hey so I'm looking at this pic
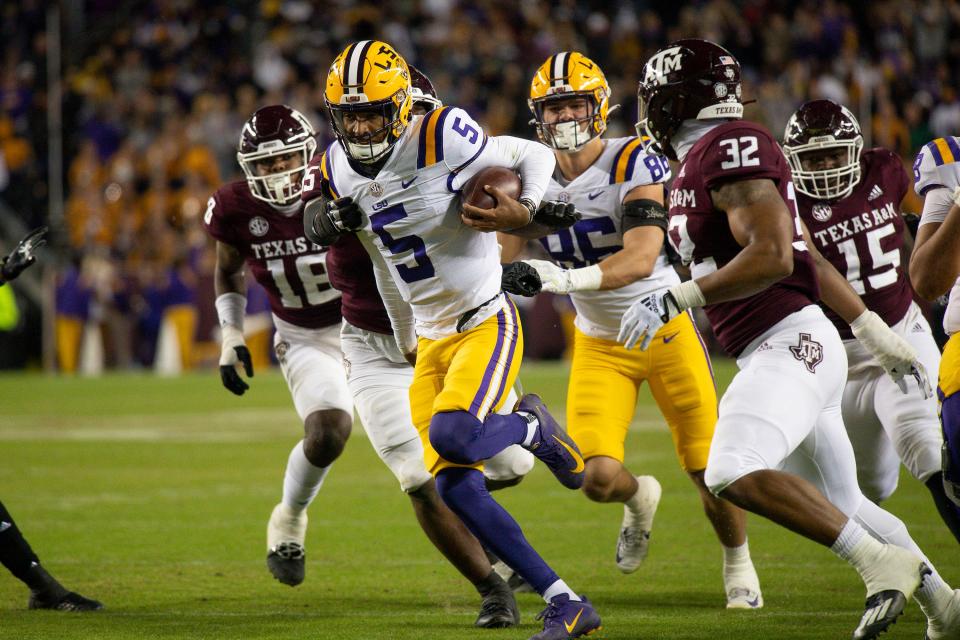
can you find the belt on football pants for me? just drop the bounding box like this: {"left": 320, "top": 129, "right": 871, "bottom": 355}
{"left": 456, "top": 293, "right": 503, "bottom": 333}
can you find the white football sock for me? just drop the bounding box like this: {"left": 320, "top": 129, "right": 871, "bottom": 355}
{"left": 723, "top": 539, "right": 753, "bottom": 571}
{"left": 281, "top": 440, "right": 331, "bottom": 513}
{"left": 542, "top": 579, "right": 581, "bottom": 603}
{"left": 623, "top": 476, "right": 660, "bottom": 528}
{"left": 517, "top": 412, "right": 539, "bottom": 447}
{"left": 830, "top": 518, "right": 870, "bottom": 562}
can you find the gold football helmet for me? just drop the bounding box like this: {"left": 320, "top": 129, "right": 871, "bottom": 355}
{"left": 528, "top": 51, "right": 612, "bottom": 151}
{"left": 325, "top": 40, "right": 412, "bottom": 162}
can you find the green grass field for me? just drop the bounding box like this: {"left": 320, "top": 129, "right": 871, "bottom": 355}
{"left": 0, "top": 360, "right": 955, "bottom": 639}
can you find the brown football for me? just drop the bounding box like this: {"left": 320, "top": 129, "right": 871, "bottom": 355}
{"left": 461, "top": 167, "right": 522, "bottom": 209}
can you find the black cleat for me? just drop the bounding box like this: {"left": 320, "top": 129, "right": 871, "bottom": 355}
{"left": 475, "top": 584, "right": 520, "bottom": 628}
{"left": 29, "top": 590, "right": 103, "bottom": 612}
{"left": 852, "top": 590, "right": 906, "bottom": 640}
{"left": 267, "top": 541, "right": 305, "bottom": 586}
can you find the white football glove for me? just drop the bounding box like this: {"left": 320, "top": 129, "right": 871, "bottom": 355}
{"left": 219, "top": 325, "right": 253, "bottom": 395}
{"left": 850, "top": 310, "right": 933, "bottom": 398}
{"left": 618, "top": 290, "right": 683, "bottom": 350}
{"left": 521, "top": 259, "right": 602, "bottom": 294}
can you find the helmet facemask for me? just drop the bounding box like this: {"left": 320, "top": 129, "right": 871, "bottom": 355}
{"left": 237, "top": 137, "right": 318, "bottom": 206}
{"left": 532, "top": 93, "right": 605, "bottom": 152}
{"left": 329, "top": 97, "right": 406, "bottom": 163}
{"left": 785, "top": 136, "right": 863, "bottom": 200}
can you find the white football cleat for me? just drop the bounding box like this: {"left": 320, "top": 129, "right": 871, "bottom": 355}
{"left": 266, "top": 502, "right": 307, "bottom": 586}
{"left": 724, "top": 562, "right": 763, "bottom": 609}
{"left": 852, "top": 543, "right": 929, "bottom": 640}
{"left": 616, "top": 475, "right": 661, "bottom": 573}
{"left": 925, "top": 589, "right": 960, "bottom": 640}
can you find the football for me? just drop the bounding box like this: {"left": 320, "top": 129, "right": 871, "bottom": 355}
{"left": 461, "top": 167, "right": 522, "bottom": 209}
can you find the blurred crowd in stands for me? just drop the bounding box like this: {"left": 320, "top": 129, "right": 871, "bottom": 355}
{"left": 1, "top": 0, "right": 957, "bottom": 370}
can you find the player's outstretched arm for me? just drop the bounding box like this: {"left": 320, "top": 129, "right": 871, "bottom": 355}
{"left": 357, "top": 233, "right": 418, "bottom": 363}
{"left": 0, "top": 226, "right": 47, "bottom": 286}
{"left": 214, "top": 241, "right": 253, "bottom": 395}
{"left": 910, "top": 187, "right": 960, "bottom": 300}
{"left": 799, "top": 219, "right": 866, "bottom": 323}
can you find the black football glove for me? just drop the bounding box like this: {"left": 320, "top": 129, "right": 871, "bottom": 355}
{"left": 303, "top": 189, "right": 363, "bottom": 246}
{"left": 1, "top": 226, "right": 47, "bottom": 284}
{"left": 501, "top": 261, "right": 543, "bottom": 297}
{"left": 219, "top": 325, "right": 253, "bottom": 396}
{"left": 535, "top": 201, "right": 580, "bottom": 230}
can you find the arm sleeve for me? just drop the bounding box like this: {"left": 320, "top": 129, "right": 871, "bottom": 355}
{"left": 913, "top": 141, "right": 955, "bottom": 196}
{"left": 438, "top": 107, "right": 555, "bottom": 205}
{"left": 450, "top": 135, "right": 555, "bottom": 206}
{"left": 615, "top": 138, "right": 671, "bottom": 203}
{"left": 919, "top": 187, "right": 954, "bottom": 227}
{"left": 356, "top": 234, "right": 417, "bottom": 355}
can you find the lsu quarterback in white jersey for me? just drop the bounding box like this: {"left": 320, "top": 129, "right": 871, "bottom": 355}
{"left": 500, "top": 51, "right": 762, "bottom": 610}
{"left": 304, "top": 40, "right": 603, "bottom": 640}
{"left": 911, "top": 137, "right": 960, "bottom": 522}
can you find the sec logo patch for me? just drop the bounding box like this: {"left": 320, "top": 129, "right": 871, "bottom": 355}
{"left": 249, "top": 216, "right": 270, "bottom": 237}
{"left": 811, "top": 203, "right": 832, "bottom": 222}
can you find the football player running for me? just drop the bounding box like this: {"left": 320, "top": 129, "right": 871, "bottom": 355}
{"left": 204, "top": 105, "right": 351, "bottom": 588}
{"left": 911, "top": 137, "right": 960, "bottom": 518}
{"left": 305, "top": 40, "right": 601, "bottom": 639}
{"left": 619, "top": 39, "right": 959, "bottom": 639}
{"left": 503, "top": 51, "right": 761, "bottom": 609}
{"left": 783, "top": 100, "right": 960, "bottom": 543}
{"left": 304, "top": 67, "right": 534, "bottom": 628}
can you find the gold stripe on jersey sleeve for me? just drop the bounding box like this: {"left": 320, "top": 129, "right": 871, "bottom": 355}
{"left": 320, "top": 152, "right": 339, "bottom": 199}
{"left": 614, "top": 138, "right": 643, "bottom": 184}
{"left": 935, "top": 138, "right": 956, "bottom": 165}
{"left": 422, "top": 107, "right": 446, "bottom": 167}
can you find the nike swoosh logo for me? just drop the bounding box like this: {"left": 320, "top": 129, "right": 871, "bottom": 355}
{"left": 552, "top": 435, "right": 585, "bottom": 473}
{"left": 587, "top": 191, "right": 603, "bottom": 200}
{"left": 564, "top": 608, "right": 584, "bottom": 634}
{"left": 662, "top": 332, "right": 680, "bottom": 343}
{"left": 401, "top": 176, "right": 417, "bottom": 188}
{"left": 747, "top": 596, "right": 760, "bottom": 608}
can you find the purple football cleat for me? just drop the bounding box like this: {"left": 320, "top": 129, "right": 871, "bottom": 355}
{"left": 515, "top": 394, "right": 585, "bottom": 490}
{"left": 529, "top": 594, "right": 601, "bottom": 640}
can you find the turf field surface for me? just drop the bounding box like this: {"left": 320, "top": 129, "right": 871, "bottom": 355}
{"left": 0, "top": 360, "right": 955, "bottom": 639}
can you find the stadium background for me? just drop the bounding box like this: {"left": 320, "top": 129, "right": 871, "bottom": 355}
{"left": 0, "top": 0, "right": 956, "bottom": 371}
{"left": 2, "top": 3, "right": 958, "bottom": 638}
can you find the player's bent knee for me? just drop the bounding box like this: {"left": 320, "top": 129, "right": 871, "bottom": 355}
{"left": 303, "top": 409, "right": 353, "bottom": 466}
{"left": 428, "top": 411, "right": 483, "bottom": 465}
{"left": 484, "top": 445, "right": 534, "bottom": 482}
{"left": 398, "top": 457, "right": 433, "bottom": 493}
{"left": 859, "top": 474, "right": 898, "bottom": 505}
{"left": 704, "top": 451, "right": 764, "bottom": 499}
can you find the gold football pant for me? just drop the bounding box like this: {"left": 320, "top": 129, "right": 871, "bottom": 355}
{"left": 567, "top": 311, "right": 717, "bottom": 471}
{"left": 409, "top": 297, "right": 523, "bottom": 475}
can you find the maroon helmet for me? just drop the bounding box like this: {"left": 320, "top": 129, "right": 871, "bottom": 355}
{"left": 782, "top": 99, "right": 864, "bottom": 200}
{"left": 636, "top": 39, "right": 743, "bottom": 160}
{"left": 409, "top": 65, "right": 442, "bottom": 114}
{"left": 237, "top": 105, "right": 318, "bottom": 206}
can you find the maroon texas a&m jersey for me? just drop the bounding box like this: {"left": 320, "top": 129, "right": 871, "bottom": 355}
{"left": 301, "top": 151, "right": 393, "bottom": 336}
{"left": 667, "top": 121, "right": 819, "bottom": 356}
{"left": 204, "top": 180, "right": 341, "bottom": 328}
{"left": 798, "top": 148, "right": 912, "bottom": 339}
{"left": 326, "top": 233, "right": 393, "bottom": 335}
